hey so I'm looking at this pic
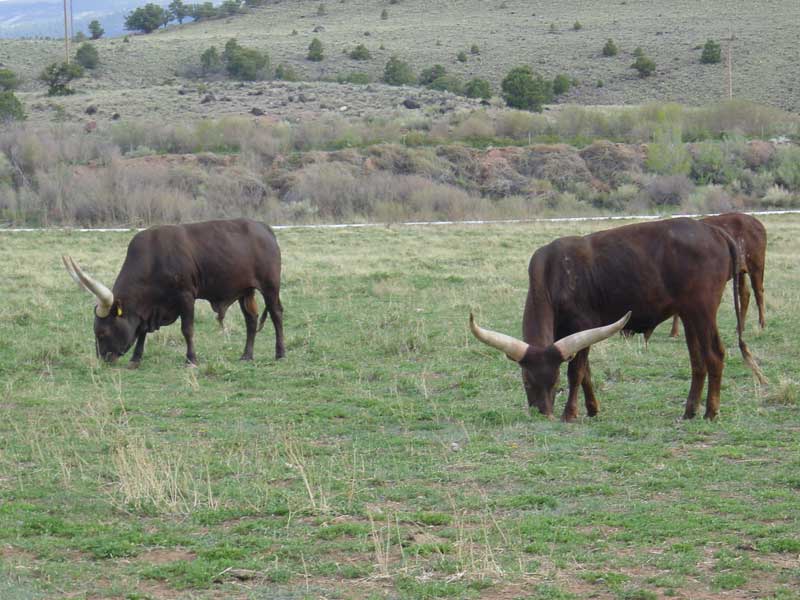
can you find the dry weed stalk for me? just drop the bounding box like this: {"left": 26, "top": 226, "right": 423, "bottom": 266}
{"left": 282, "top": 432, "right": 329, "bottom": 513}
{"left": 111, "top": 436, "right": 215, "bottom": 513}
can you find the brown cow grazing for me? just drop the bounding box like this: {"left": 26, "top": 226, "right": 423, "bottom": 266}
{"left": 63, "top": 218, "right": 285, "bottom": 366}
{"left": 470, "top": 218, "right": 766, "bottom": 422}
{"left": 666, "top": 212, "right": 767, "bottom": 338}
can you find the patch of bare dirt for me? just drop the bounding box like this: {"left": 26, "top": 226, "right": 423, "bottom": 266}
{"left": 134, "top": 548, "right": 197, "bottom": 564}
{"left": 0, "top": 544, "right": 36, "bottom": 563}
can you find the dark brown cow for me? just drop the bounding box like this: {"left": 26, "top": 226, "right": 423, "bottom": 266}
{"left": 470, "top": 218, "right": 766, "bottom": 421}
{"left": 63, "top": 218, "right": 284, "bottom": 366}
{"left": 666, "top": 213, "right": 767, "bottom": 337}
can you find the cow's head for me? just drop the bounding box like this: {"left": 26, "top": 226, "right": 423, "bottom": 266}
{"left": 469, "top": 311, "right": 631, "bottom": 416}
{"left": 63, "top": 255, "right": 139, "bottom": 363}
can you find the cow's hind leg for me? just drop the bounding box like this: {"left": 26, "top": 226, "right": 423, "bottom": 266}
{"left": 681, "top": 319, "right": 707, "bottom": 419}
{"left": 750, "top": 264, "right": 766, "bottom": 329}
{"left": 738, "top": 271, "right": 751, "bottom": 331}
{"left": 670, "top": 315, "right": 680, "bottom": 338}
{"left": 239, "top": 290, "right": 259, "bottom": 361}
{"left": 262, "top": 285, "right": 285, "bottom": 359}
{"left": 563, "top": 349, "right": 592, "bottom": 422}
{"left": 701, "top": 324, "right": 725, "bottom": 420}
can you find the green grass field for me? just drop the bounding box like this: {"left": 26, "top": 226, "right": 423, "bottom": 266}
{"left": 1, "top": 216, "right": 799, "bottom": 599}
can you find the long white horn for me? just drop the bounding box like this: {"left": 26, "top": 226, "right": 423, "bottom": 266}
{"left": 63, "top": 255, "right": 114, "bottom": 318}
{"left": 469, "top": 313, "right": 530, "bottom": 362}
{"left": 62, "top": 254, "right": 85, "bottom": 290}
{"left": 553, "top": 311, "right": 632, "bottom": 361}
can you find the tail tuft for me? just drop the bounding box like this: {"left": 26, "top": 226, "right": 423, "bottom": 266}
{"left": 739, "top": 340, "right": 768, "bottom": 385}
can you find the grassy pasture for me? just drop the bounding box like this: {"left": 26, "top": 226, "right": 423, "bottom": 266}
{"left": 1, "top": 216, "right": 799, "bottom": 599}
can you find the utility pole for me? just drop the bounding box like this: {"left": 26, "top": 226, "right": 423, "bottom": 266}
{"left": 63, "top": 0, "right": 70, "bottom": 64}
{"left": 727, "top": 27, "right": 734, "bottom": 100}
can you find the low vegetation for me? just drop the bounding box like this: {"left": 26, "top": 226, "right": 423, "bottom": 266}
{"left": 38, "top": 61, "right": 84, "bottom": 96}
{"left": 701, "top": 39, "right": 723, "bottom": 64}
{"left": 0, "top": 101, "right": 797, "bottom": 227}
{"left": 75, "top": 43, "right": 100, "bottom": 70}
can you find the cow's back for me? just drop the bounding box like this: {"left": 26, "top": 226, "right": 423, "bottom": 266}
{"left": 116, "top": 219, "right": 280, "bottom": 303}
{"left": 701, "top": 213, "right": 766, "bottom": 272}
{"left": 530, "top": 218, "right": 733, "bottom": 337}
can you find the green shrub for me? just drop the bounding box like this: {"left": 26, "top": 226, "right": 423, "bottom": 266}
{"left": 631, "top": 54, "right": 655, "bottom": 77}
{"left": 88, "top": 20, "right": 104, "bottom": 39}
{"left": 349, "top": 44, "right": 371, "bottom": 60}
{"left": 552, "top": 73, "right": 571, "bottom": 96}
{"left": 463, "top": 78, "right": 491, "bottom": 100}
{"left": 0, "top": 68, "right": 19, "bottom": 91}
{"left": 0, "top": 91, "right": 24, "bottom": 121}
{"left": 775, "top": 146, "right": 800, "bottom": 191}
{"left": 429, "top": 75, "right": 463, "bottom": 95}
{"left": 75, "top": 43, "right": 99, "bottom": 70}
{"left": 168, "top": 0, "right": 190, "bottom": 24}
{"left": 307, "top": 37, "right": 324, "bottom": 61}
{"left": 275, "top": 63, "right": 298, "bottom": 81}
{"left": 456, "top": 50, "right": 467, "bottom": 63}
{"left": 383, "top": 56, "right": 415, "bottom": 85}
{"left": 646, "top": 125, "right": 691, "bottom": 175}
{"left": 548, "top": 22, "right": 557, "bottom": 33}
{"left": 381, "top": 8, "right": 388, "bottom": 19}
{"left": 124, "top": 3, "right": 167, "bottom": 34}
{"left": 200, "top": 46, "right": 222, "bottom": 74}
{"left": 701, "top": 39, "right": 722, "bottom": 64}
{"left": 501, "top": 65, "right": 552, "bottom": 112}
{"left": 39, "top": 61, "right": 84, "bottom": 96}
{"left": 337, "top": 71, "right": 370, "bottom": 84}
{"left": 419, "top": 64, "right": 446, "bottom": 86}
{"left": 316, "top": 3, "right": 326, "bottom": 16}
{"left": 632, "top": 46, "right": 644, "bottom": 58}
{"left": 573, "top": 21, "right": 582, "bottom": 31}
{"left": 470, "top": 44, "right": 480, "bottom": 55}
{"left": 690, "top": 141, "right": 743, "bottom": 184}
{"left": 224, "top": 39, "right": 269, "bottom": 80}
{"left": 219, "top": 0, "right": 244, "bottom": 15}
{"left": 602, "top": 38, "right": 618, "bottom": 56}
{"left": 190, "top": 2, "right": 218, "bottom": 20}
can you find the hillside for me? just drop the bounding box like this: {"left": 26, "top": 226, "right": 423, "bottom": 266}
{"left": 1, "top": 0, "right": 799, "bottom": 126}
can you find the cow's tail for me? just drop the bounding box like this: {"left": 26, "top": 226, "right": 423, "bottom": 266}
{"left": 717, "top": 226, "right": 768, "bottom": 385}
{"left": 257, "top": 305, "right": 269, "bottom": 332}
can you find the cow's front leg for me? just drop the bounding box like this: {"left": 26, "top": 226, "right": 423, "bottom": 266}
{"left": 563, "top": 349, "right": 590, "bottom": 422}
{"left": 128, "top": 333, "right": 147, "bottom": 369}
{"left": 179, "top": 297, "right": 197, "bottom": 365}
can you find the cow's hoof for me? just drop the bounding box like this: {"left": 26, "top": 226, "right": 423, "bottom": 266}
{"left": 682, "top": 412, "right": 696, "bottom": 420}
{"left": 128, "top": 361, "right": 141, "bottom": 370}
{"left": 561, "top": 414, "right": 578, "bottom": 423}
{"left": 185, "top": 359, "right": 198, "bottom": 368}
{"left": 240, "top": 355, "right": 253, "bottom": 362}
{"left": 703, "top": 412, "right": 718, "bottom": 421}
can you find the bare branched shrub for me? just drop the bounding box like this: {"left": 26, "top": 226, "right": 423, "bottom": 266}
{"left": 643, "top": 174, "right": 693, "bottom": 206}
{"left": 453, "top": 112, "right": 495, "bottom": 140}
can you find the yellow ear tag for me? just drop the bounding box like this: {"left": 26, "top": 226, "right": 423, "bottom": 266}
{"left": 117, "top": 307, "right": 123, "bottom": 317}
